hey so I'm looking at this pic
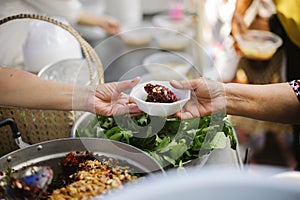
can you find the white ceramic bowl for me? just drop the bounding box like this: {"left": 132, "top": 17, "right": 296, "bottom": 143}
{"left": 236, "top": 30, "right": 283, "bottom": 60}
{"left": 143, "top": 52, "right": 193, "bottom": 80}
{"left": 120, "top": 26, "right": 153, "bottom": 46}
{"left": 154, "top": 29, "right": 193, "bottom": 51}
{"left": 130, "top": 81, "right": 190, "bottom": 116}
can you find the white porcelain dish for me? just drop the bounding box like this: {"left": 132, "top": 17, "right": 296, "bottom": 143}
{"left": 120, "top": 24, "right": 153, "bottom": 46}
{"left": 143, "top": 52, "right": 193, "bottom": 80}
{"left": 154, "top": 29, "right": 194, "bottom": 51}
{"left": 130, "top": 81, "right": 190, "bottom": 117}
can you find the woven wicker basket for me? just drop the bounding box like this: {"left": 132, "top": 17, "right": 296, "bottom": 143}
{"left": 0, "top": 14, "right": 104, "bottom": 156}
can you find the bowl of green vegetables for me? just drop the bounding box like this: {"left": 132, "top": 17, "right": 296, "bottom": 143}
{"left": 71, "top": 112, "right": 237, "bottom": 170}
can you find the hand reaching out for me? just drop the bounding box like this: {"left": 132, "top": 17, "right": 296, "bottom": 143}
{"left": 170, "top": 78, "right": 226, "bottom": 120}
{"left": 89, "top": 77, "right": 141, "bottom": 116}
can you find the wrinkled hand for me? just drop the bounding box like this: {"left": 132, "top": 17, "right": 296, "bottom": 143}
{"left": 170, "top": 78, "right": 226, "bottom": 120}
{"left": 90, "top": 77, "right": 141, "bottom": 116}
{"left": 99, "top": 15, "right": 120, "bottom": 35}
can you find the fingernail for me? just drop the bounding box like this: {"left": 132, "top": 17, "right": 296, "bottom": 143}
{"left": 171, "top": 80, "right": 179, "bottom": 85}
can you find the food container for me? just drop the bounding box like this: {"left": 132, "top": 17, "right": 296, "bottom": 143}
{"left": 38, "top": 58, "right": 99, "bottom": 85}
{"left": 154, "top": 28, "right": 194, "bottom": 51}
{"left": 236, "top": 30, "right": 283, "bottom": 60}
{"left": 23, "top": 17, "right": 83, "bottom": 73}
{"left": 130, "top": 81, "right": 190, "bottom": 117}
{"left": 143, "top": 52, "right": 193, "bottom": 80}
{"left": 0, "top": 118, "right": 163, "bottom": 199}
{"left": 154, "top": 29, "right": 193, "bottom": 51}
{"left": 71, "top": 112, "right": 215, "bottom": 170}
{"left": 120, "top": 25, "right": 153, "bottom": 46}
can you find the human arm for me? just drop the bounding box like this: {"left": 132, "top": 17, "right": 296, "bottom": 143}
{"left": 224, "top": 81, "right": 299, "bottom": 124}
{"left": 24, "top": 0, "right": 120, "bottom": 35}
{"left": 231, "top": 0, "right": 253, "bottom": 36}
{"left": 0, "top": 67, "right": 140, "bottom": 116}
{"left": 231, "top": 0, "right": 253, "bottom": 55}
{"left": 170, "top": 78, "right": 300, "bottom": 124}
{"left": 77, "top": 10, "right": 120, "bottom": 35}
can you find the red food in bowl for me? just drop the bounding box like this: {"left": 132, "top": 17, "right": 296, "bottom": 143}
{"left": 144, "top": 83, "right": 178, "bottom": 103}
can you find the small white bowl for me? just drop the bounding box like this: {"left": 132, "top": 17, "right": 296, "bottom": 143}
{"left": 236, "top": 30, "right": 283, "bottom": 60}
{"left": 154, "top": 29, "right": 193, "bottom": 51}
{"left": 130, "top": 81, "right": 190, "bottom": 116}
{"left": 143, "top": 52, "right": 193, "bottom": 80}
{"left": 120, "top": 25, "right": 153, "bottom": 46}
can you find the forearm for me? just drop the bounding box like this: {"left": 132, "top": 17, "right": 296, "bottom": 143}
{"left": 77, "top": 11, "right": 102, "bottom": 27}
{"left": 234, "top": 0, "right": 253, "bottom": 16}
{"left": 224, "top": 82, "right": 300, "bottom": 124}
{"left": 0, "top": 67, "right": 92, "bottom": 111}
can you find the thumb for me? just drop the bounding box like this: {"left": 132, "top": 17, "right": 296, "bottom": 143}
{"left": 116, "top": 77, "right": 140, "bottom": 93}
{"left": 170, "top": 79, "right": 198, "bottom": 90}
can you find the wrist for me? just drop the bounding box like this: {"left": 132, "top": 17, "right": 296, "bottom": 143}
{"left": 72, "top": 85, "right": 96, "bottom": 113}
{"left": 224, "top": 83, "right": 247, "bottom": 116}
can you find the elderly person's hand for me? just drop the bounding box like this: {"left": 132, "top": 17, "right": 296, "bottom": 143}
{"left": 170, "top": 78, "right": 300, "bottom": 124}
{"left": 170, "top": 78, "right": 226, "bottom": 120}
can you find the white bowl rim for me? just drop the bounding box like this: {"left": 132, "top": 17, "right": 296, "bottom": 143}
{"left": 236, "top": 30, "right": 283, "bottom": 48}
{"left": 143, "top": 51, "right": 193, "bottom": 65}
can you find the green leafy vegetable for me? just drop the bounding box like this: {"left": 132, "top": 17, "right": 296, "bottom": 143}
{"left": 76, "top": 114, "right": 237, "bottom": 170}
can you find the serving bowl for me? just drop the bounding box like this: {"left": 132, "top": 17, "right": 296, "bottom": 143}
{"left": 130, "top": 81, "right": 190, "bottom": 116}
{"left": 120, "top": 25, "right": 153, "bottom": 46}
{"left": 143, "top": 52, "right": 193, "bottom": 80}
{"left": 236, "top": 30, "right": 283, "bottom": 60}
{"left": 154, "top": 29, "right": 193, "bottom": 51}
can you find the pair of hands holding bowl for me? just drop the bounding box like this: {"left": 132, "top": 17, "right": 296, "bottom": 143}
{"left": 94, "top": 77, "right": 222, "bottom": 120}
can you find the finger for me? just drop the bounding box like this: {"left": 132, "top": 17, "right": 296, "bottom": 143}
{"left": 116, "top": 77, "right": 140, "bottom": 93}
{"left": 170, "top": 79, "right": 199, "bottom": 90}
{"left": 175, "top": 111, "right": 194, "bottom": 120}
{"left": 128, "top": 104, "right": 142, "bottom": 114}
{"left": 112, "top": 104, "right": 142, "bottom": 116}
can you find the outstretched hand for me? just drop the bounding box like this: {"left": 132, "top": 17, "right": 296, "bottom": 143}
{"left": 170, "top": 78, "right": 226, "bottom": 120}
{"left": 89, "top": 77, "right": 141, "bottom": 116}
